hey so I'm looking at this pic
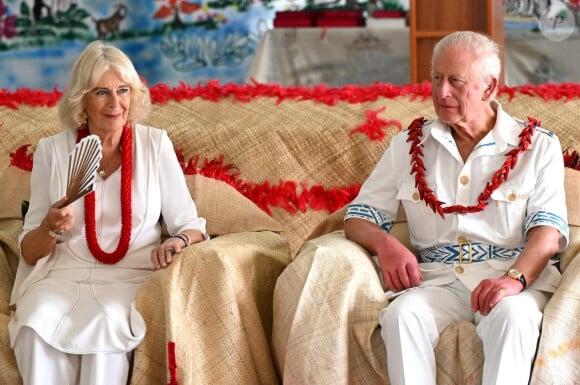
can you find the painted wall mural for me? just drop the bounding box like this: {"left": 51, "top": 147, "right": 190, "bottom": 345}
{"left": 0, "top": 0, "right": 277, "bottom": 91}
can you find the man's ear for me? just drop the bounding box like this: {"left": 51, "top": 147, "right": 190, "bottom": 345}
{"left": 483, "top": 77, "right": 499, "bottom": 101}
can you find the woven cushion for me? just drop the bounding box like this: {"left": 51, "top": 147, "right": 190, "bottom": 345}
{"left": 559, "top": 168, "right": 580, "bottom": 271}
{"left": 565, "top": 168, "right": 579, "bottom": 227}
{"left": 0, "top": 166, "right": 29, "bottom": 220}
{"left": 304, "top": 204, "right": 415, "bottom": 257}
{"left": 184, "top": 174, "right": 282, "bottom": 236}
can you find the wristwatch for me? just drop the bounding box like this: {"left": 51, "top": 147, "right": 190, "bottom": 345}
{"left": 505, "top": 268, "right": 527, "bottom": 290}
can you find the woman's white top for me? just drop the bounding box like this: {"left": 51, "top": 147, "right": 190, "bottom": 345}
{"left": 9, "top": 124, "right": 206, "bottom": 353}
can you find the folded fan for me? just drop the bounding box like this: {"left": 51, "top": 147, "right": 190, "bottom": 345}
{"left": 57, "top": 135, "right": 103, "bottom": 208}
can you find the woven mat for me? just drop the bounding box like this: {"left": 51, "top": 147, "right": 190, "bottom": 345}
{"left": 0, "top": 219, "right": 23, "bottom": 315}
{"left": 531, "top": 250, "right": 580, "bottom": 384}
{"left": 0, "top": 314, "right": 21, "bottom": 385}
{"left": 1, "top": 95, "right": 578, "bottom": 180}
{"left": 132, "top": 231, "right": 290, "bottom": 385}
{"left": 272, "top": 231, "right": 390, "bottom": 385}
{"left": 0, "top": 106, "right": 59, "bottom": 175}
{"left": 0, "top": 219, "right": 24, "bottom": 385}
{"left": 273, "top": 231, "right": 485, "bottom": 385}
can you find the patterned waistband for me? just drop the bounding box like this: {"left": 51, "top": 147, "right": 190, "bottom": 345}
{"left": 420, "top": 242, "right": 523, "bottom": 264}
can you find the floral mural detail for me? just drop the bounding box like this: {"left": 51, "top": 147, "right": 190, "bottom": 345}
{"left": 0, "top": 0, "right": 17, "bottom": 46}
{"left": 153, "top": 0, "right": 203, "bottom": 28}
{"left": 160, "top": 31, "right": 253, "bottom": 71}
{"left": 0, "top": 0, "right": 275, "bottom": 90}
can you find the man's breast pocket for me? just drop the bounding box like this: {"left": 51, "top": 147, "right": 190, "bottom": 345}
{"left": 490, "top": 184, "right": 534, "bottom": 239}
{"left": 397, "top": 182, "right": 438, "bottom": 240}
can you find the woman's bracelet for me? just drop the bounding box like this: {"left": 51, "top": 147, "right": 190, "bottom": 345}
{"left": 171, "top": 232, "right": 190, "bottom": 247}
{"left": 45, "top": 217, "right": 60, "bottom": 239}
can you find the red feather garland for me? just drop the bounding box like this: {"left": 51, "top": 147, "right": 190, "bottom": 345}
{"left": 166, "top": 342, "right": 179, "bottom": 385}
{"left": 349, "top": 107, "right": 403, "bottom": 141}
{"left": 3, "top": 82, "right": 580, "bottom": 109}
{"left": 564, "top": 148, "right": 580, "bottom": 170}
{"left": 5, "top": 82, "right": 580, "bottom": 216}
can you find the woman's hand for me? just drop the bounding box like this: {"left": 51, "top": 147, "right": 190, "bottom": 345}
{"left": 150, "top": 238, "right": 184, "bottom": 270}
{"left": 45, "top": 197, "right": 75, "bottom": 234}
{"left": 150, "top": 230, "right": 204, "bottom": 270}
{"left": 21, "top": 196, "right": 75, "bottom": 265}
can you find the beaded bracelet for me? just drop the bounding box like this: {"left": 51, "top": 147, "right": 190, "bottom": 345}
{"left": 179, "top": 232, "right": 192, "bottom": 246}
{"left": 171, "top": 233, "right": 190, "bottom": 247}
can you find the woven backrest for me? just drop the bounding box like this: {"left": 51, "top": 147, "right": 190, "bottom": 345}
{"left": 1, "top": 85, "right": 579, "bottom": 255}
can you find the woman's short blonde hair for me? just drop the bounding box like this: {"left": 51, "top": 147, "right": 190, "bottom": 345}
{"left": 57, "top": 40, "right": 151, "bottom": 130}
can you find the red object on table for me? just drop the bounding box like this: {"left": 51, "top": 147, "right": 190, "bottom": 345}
{"left": 273, "top": 9, "right": 366, "bottom": 28}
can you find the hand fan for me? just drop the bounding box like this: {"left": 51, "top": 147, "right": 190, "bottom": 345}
{"left": 57, "top": 135, "right": 103, "bottom": 208}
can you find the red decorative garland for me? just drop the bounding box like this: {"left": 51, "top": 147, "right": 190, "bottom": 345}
{"left": 77, "top": 124, "right": 133, "bottom": 264}
{"left": 9, "top": 143, "right": 34, "bottom": 171}
{"left": 166, "top": 342, "right": 179, "bottom": 385}
{"left": 349, "top": 106, "right": 403, "bottom": 141}
{"left": 407, "top": 117, "right": 536, "bottom": 218}
{"left": 564, "top": 148, "right": 580, "bottom": 170}
{"left": 3, "top": 81, "right": 580, "bottom": 110}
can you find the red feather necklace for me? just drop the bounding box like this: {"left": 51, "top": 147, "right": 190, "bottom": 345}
{"left": 407, "top": 116, "right": 537, "bottom": 218}
{"left": 77, "top": 124, "right": 132, "bottom": 264}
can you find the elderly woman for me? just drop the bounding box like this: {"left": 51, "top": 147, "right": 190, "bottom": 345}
{"left": 8, "top": 41, "right": 206, "bottom": 384}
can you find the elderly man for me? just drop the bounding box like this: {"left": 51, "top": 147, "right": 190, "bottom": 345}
{"left": 344, "top": 31, "right": 568, "bottom": 385}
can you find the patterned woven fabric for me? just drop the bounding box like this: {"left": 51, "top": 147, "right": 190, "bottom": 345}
{"left": 132, "top": 231, "right": 290, "bottom": 385}
{"left": 531, "top": 254, "right": 580, "bottom": 384}
{"left": 420, "top": 243, "right": 524, "bottom": 263}
{"left": 0, "top": 219, "right": 25, "bottom": 385}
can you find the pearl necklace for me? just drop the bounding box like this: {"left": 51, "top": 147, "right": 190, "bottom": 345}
{"left": 77, "top": 124, "right": 132, "bottom": 264}
{"left": 406, "top": 116, "right": 536, "bottom": 218}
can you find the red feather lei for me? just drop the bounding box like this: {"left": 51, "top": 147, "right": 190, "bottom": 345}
{"left": 407, "top": 116, "right": 536, "bottom": 218}
{"left": 77, "top": 124, "right": 132, "bottom": 264}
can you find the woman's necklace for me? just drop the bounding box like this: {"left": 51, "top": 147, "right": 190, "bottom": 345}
{"left": 77, "top": 123, "right": 132, "bottom": 264}
{"left": 406, "top": 116, "right": 536, "bottom": 218}
{"left": 97, "top": 149, "right": 120, "bottom": 178}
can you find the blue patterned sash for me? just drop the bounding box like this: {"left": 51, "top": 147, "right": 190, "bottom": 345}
{"left": 420, "top": 242, "right": 523, "bottom": 264}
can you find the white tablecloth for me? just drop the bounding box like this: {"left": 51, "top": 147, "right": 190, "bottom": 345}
{"left": 248, "top": 27, "right": 580, "bottom": 86}
{"left": 248, "top": 27, "right": 411, "bottom": 86}
{"left": 504, "top": 30, "right": 580, "bottom": 85}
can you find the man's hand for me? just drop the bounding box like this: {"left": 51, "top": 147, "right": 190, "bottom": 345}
{"left": 345, "top": 217, "right": 421, "bottom": 293}
{"left": 377, "top": 244, "right": 422, "bottom": 292}
{"left": 471, "top": 276, "right": 523, "bottom": 315}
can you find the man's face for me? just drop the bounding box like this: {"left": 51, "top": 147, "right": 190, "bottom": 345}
{"left": 431, "top": 47, "right": 489, "bottom": 127}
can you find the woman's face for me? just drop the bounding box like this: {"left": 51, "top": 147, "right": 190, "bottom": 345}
{"left": 431, "top": 47, "right": 488, "bottom": 126}
{"left": 84, "top": 70, "right": 131, "bottom": 135}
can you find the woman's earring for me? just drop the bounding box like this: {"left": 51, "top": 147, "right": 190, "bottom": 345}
{"left": 80, "top": 111, "right": 88, "bottom": 125}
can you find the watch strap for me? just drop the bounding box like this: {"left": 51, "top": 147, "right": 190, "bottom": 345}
{"left": 506, "top": 269, "right": 527, "bottom": 290}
